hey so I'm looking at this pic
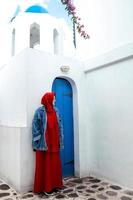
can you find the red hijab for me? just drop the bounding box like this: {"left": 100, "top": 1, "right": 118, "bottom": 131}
{"left": 41, "top": 92, "right": 55, "bottom": 113}
{"left": 41, "top": 92, "right": 59, "bottom": 152}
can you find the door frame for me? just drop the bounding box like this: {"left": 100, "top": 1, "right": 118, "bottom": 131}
{"left": 52, "top": 76, "right": 80, "bottom": 177}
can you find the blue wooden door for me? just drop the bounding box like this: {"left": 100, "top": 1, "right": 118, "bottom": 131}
{"left": 52, "top": 78, "right": 74, "bottom": 177}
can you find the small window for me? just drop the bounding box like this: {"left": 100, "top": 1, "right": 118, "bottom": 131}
{"left": 30, "top": 23, "right": 40, "bottom": 48}
{"left": 53, "top": 29, "right": 60, "bottom": 54}
{"left": 11, "top": 28, "right": 15, "bottom": 56}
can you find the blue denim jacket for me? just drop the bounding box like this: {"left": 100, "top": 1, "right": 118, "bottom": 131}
{"left": 32, "top": 106, "right": 64, "bottom": 151}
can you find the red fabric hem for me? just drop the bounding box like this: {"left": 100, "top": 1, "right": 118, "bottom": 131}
{"left": 34, "top": 151, "right": 63, "bottom": 193}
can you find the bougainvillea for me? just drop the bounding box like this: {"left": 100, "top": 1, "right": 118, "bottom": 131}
{"left": 61, "top": 0, "right": 90, "bottom": 39}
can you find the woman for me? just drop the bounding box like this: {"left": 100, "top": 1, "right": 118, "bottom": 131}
{"left": 32, "top": 92, "right": 63, "bottom": 195}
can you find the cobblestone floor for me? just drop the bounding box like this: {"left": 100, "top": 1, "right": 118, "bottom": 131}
{"left": 0, "top": 176, "right": 133, "bottom": 200}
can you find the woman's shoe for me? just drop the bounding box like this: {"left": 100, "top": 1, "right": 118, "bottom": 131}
{"left": 52, "top": 188, "right": 62, "bottom": 194}
{"left": 44, "top": 191, "right": 55, "bottom": 196}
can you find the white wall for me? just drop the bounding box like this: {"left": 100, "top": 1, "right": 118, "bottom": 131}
{"left": 74, "top": 0, "right": 133, "bottom": 60}
{"left": 22, "top": 48, "right": 89, "bottom": 192}
{"left": 0, "top": 50, "right": 27, "bottom": 192}
{"left": 0, "top": 25, "right": 11, "bottom": 66}
{"left": 84, "top": 42, "right": 133, "bottom": 188}
{"left": 0, "top": 51, "right": 27, "bottom": 127}
{"left": 25, "top": 48, "right": 85, "bottom": 186}
{"left": 20, "top": 127, "right": 34, "bottom": 192}
{"left": 0, "top": 126, "right": 20, "bottom": 191}
{"left": 0, "top": 48, "right": 85, "bottom": 192}
{"left": 1, "top": 43, "right": 133, "bottom": 192}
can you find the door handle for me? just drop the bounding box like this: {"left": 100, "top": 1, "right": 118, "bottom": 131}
{"left": 66, "top": 160, "right": 74, "bottom": 165}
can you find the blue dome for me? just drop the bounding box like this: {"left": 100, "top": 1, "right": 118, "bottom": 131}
{"left": 25, "top": 4, "right": 48, "bottom": 13}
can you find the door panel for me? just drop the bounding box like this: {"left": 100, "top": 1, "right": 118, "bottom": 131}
{"left": 52, "top": 78, "right": 74, "bottom": 177}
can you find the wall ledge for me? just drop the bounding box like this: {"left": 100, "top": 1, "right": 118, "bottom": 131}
{"left": 84, "top": 42, "right": 133, "bottom": 73}
{"left": 0, "top": 124, "right": 26, "bottom": 128}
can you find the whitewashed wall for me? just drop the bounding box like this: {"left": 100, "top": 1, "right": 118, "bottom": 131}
{"left": 24, "top": 48, "right": 86, "bottom": 192}
{"left": 0, "top": 126, "right": 21, "bottom": 190}
{"left": 1, "top": 43, "right": 133, "bottom": 192}
{"left": 0, "top": 51, "right": 27, "bottom": 126}
{"left": 74, "top": 0, "right": 133, "bottom": 60}
{"left": 0, "top": 48, "right": 85, "bottom": 192}
{"left": 0, "top": 50, "right": 27, "bottom": 192}
{"left": 84, "top": 42, "right": 133, "bottom": 188}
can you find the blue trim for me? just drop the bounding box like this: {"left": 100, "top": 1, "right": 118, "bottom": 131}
{"left": 25, "top": 5, "right": 48, "bottom": 14}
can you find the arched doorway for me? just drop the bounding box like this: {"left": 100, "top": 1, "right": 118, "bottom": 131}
{"left": 52, "top": 78, "right": 74, "bottom": 177}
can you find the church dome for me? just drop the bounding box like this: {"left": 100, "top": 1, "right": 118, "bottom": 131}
{"left": 10, "top": 4, "right": 48, "bottom": 22}
{"left": 25, "top": 4, "right": 48, "bottom": 14}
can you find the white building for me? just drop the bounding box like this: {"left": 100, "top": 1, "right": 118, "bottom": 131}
{"left": 0, "top": 1, "right": 133, "bottom": 194}
{"left": 0, "top": 3, "right": 75, "bottom": 66}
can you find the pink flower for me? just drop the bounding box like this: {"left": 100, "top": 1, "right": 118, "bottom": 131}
{"left": 61, "top": 0, "right": 68, "bottom": 4}
{"left": 68, "top": 4, "right": 76, "bottom": 11}
{"left": 67, "top": 1, "right": 76, "bottom": 11}
{"left": 60, "top": 0, "right": 90, "bottom": 39}
{"left": 81, "top": 31, "right": 85, "bottom": 36}
{"left": 80, "top": 25, "right": 84, "bottom": 28}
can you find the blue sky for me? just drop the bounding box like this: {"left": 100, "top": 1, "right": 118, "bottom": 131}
{"left": 47, "top": 0, "right": 72, "bottom": 26}
{"left": 0, "top": 0, "right": 72, "bottom": 27}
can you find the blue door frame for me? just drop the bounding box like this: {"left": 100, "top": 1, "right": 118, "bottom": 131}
{"left": 52, "top": 78, "right": 74, "bottom": 177}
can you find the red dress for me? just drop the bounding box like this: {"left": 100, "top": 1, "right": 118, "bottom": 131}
{"left": 34, "top": 93, "right": 63, "bottom": 193}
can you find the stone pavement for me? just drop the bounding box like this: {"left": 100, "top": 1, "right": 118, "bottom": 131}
{"left": 0, "top": 176, "right": 133, "bottom": 200}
